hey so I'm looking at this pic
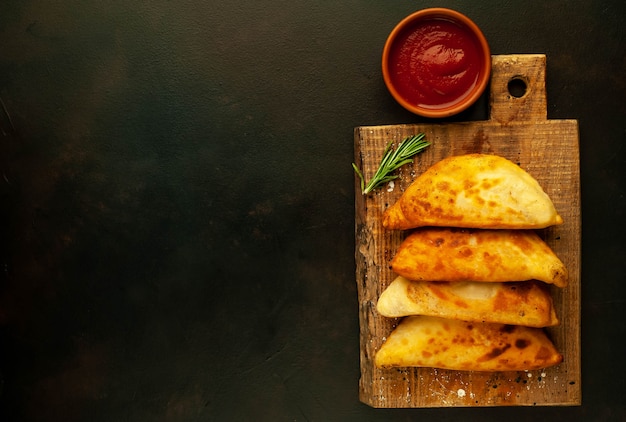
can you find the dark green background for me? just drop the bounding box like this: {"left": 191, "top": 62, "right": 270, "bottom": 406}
{"left": 1, "top": 1, "right": 624, "bottom": 420}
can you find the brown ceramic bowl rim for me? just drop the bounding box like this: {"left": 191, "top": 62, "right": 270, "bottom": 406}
{"left": 382, "top": 8, "right": 491, "bottom": 118}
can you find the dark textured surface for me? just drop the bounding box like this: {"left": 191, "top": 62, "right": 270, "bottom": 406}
{"left": 0, "top": 1, "right": 624, "bottom": 420}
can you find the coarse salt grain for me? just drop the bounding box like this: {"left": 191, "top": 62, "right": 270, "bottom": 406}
{"left": 457, "top": 388, "right": 466, "bottom": 398}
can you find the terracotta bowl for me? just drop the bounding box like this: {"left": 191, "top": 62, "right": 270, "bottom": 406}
{"left": 382, "top": 8, "right": 491, "bottom": 118}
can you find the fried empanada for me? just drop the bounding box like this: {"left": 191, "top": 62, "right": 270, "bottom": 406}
{"left": 391, "top": 228, "right": 568, "bottom": 287}
{"left": 383, "top": 154, "right": 563, "bottom": 230}
{"left": 375, "top": 315, "right": 563, "bottom": 371}
{"left": 377, "top": 276, "right": 559, "bottom": 327}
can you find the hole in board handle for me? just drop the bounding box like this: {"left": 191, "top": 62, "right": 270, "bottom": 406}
{"left": 507, "top": 76, "right": 528, "bottom": 98}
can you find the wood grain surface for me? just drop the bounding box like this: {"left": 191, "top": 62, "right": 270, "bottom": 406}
{"left": 354, "top": 55, "right": 581, "bottom": 407}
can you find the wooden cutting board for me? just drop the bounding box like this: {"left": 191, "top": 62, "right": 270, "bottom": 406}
{"left": 354, "top": 54, "right": 581, "bottom": 407}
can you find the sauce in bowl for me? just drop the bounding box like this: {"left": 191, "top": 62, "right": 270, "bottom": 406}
{"left": 383, "top": 9, "right": 491, "bottom": 117}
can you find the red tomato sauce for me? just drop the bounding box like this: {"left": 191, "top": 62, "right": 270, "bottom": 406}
{"left": 388, "top": 18, "right": 483, "bottom": 109}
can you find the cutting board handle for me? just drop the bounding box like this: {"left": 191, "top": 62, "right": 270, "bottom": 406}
{"left": 489, "top": 54, "right": 547, "bottom": 123}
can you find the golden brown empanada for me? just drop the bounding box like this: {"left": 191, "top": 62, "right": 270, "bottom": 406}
{"left": 377, "top": 276, "right": 559, "bottom": 327}
{"left": 391, "top": 228, "right": 568, "bottom": 287}
{"left": 375, "top": 315, "right": 563, "bottom": 371}
{"left": 383, "top": 154, "right": 563, "bottom": 230}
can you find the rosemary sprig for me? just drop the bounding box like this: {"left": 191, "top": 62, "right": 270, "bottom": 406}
{"left": 352, "top": 133, "right": 430, "bottom": 195}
